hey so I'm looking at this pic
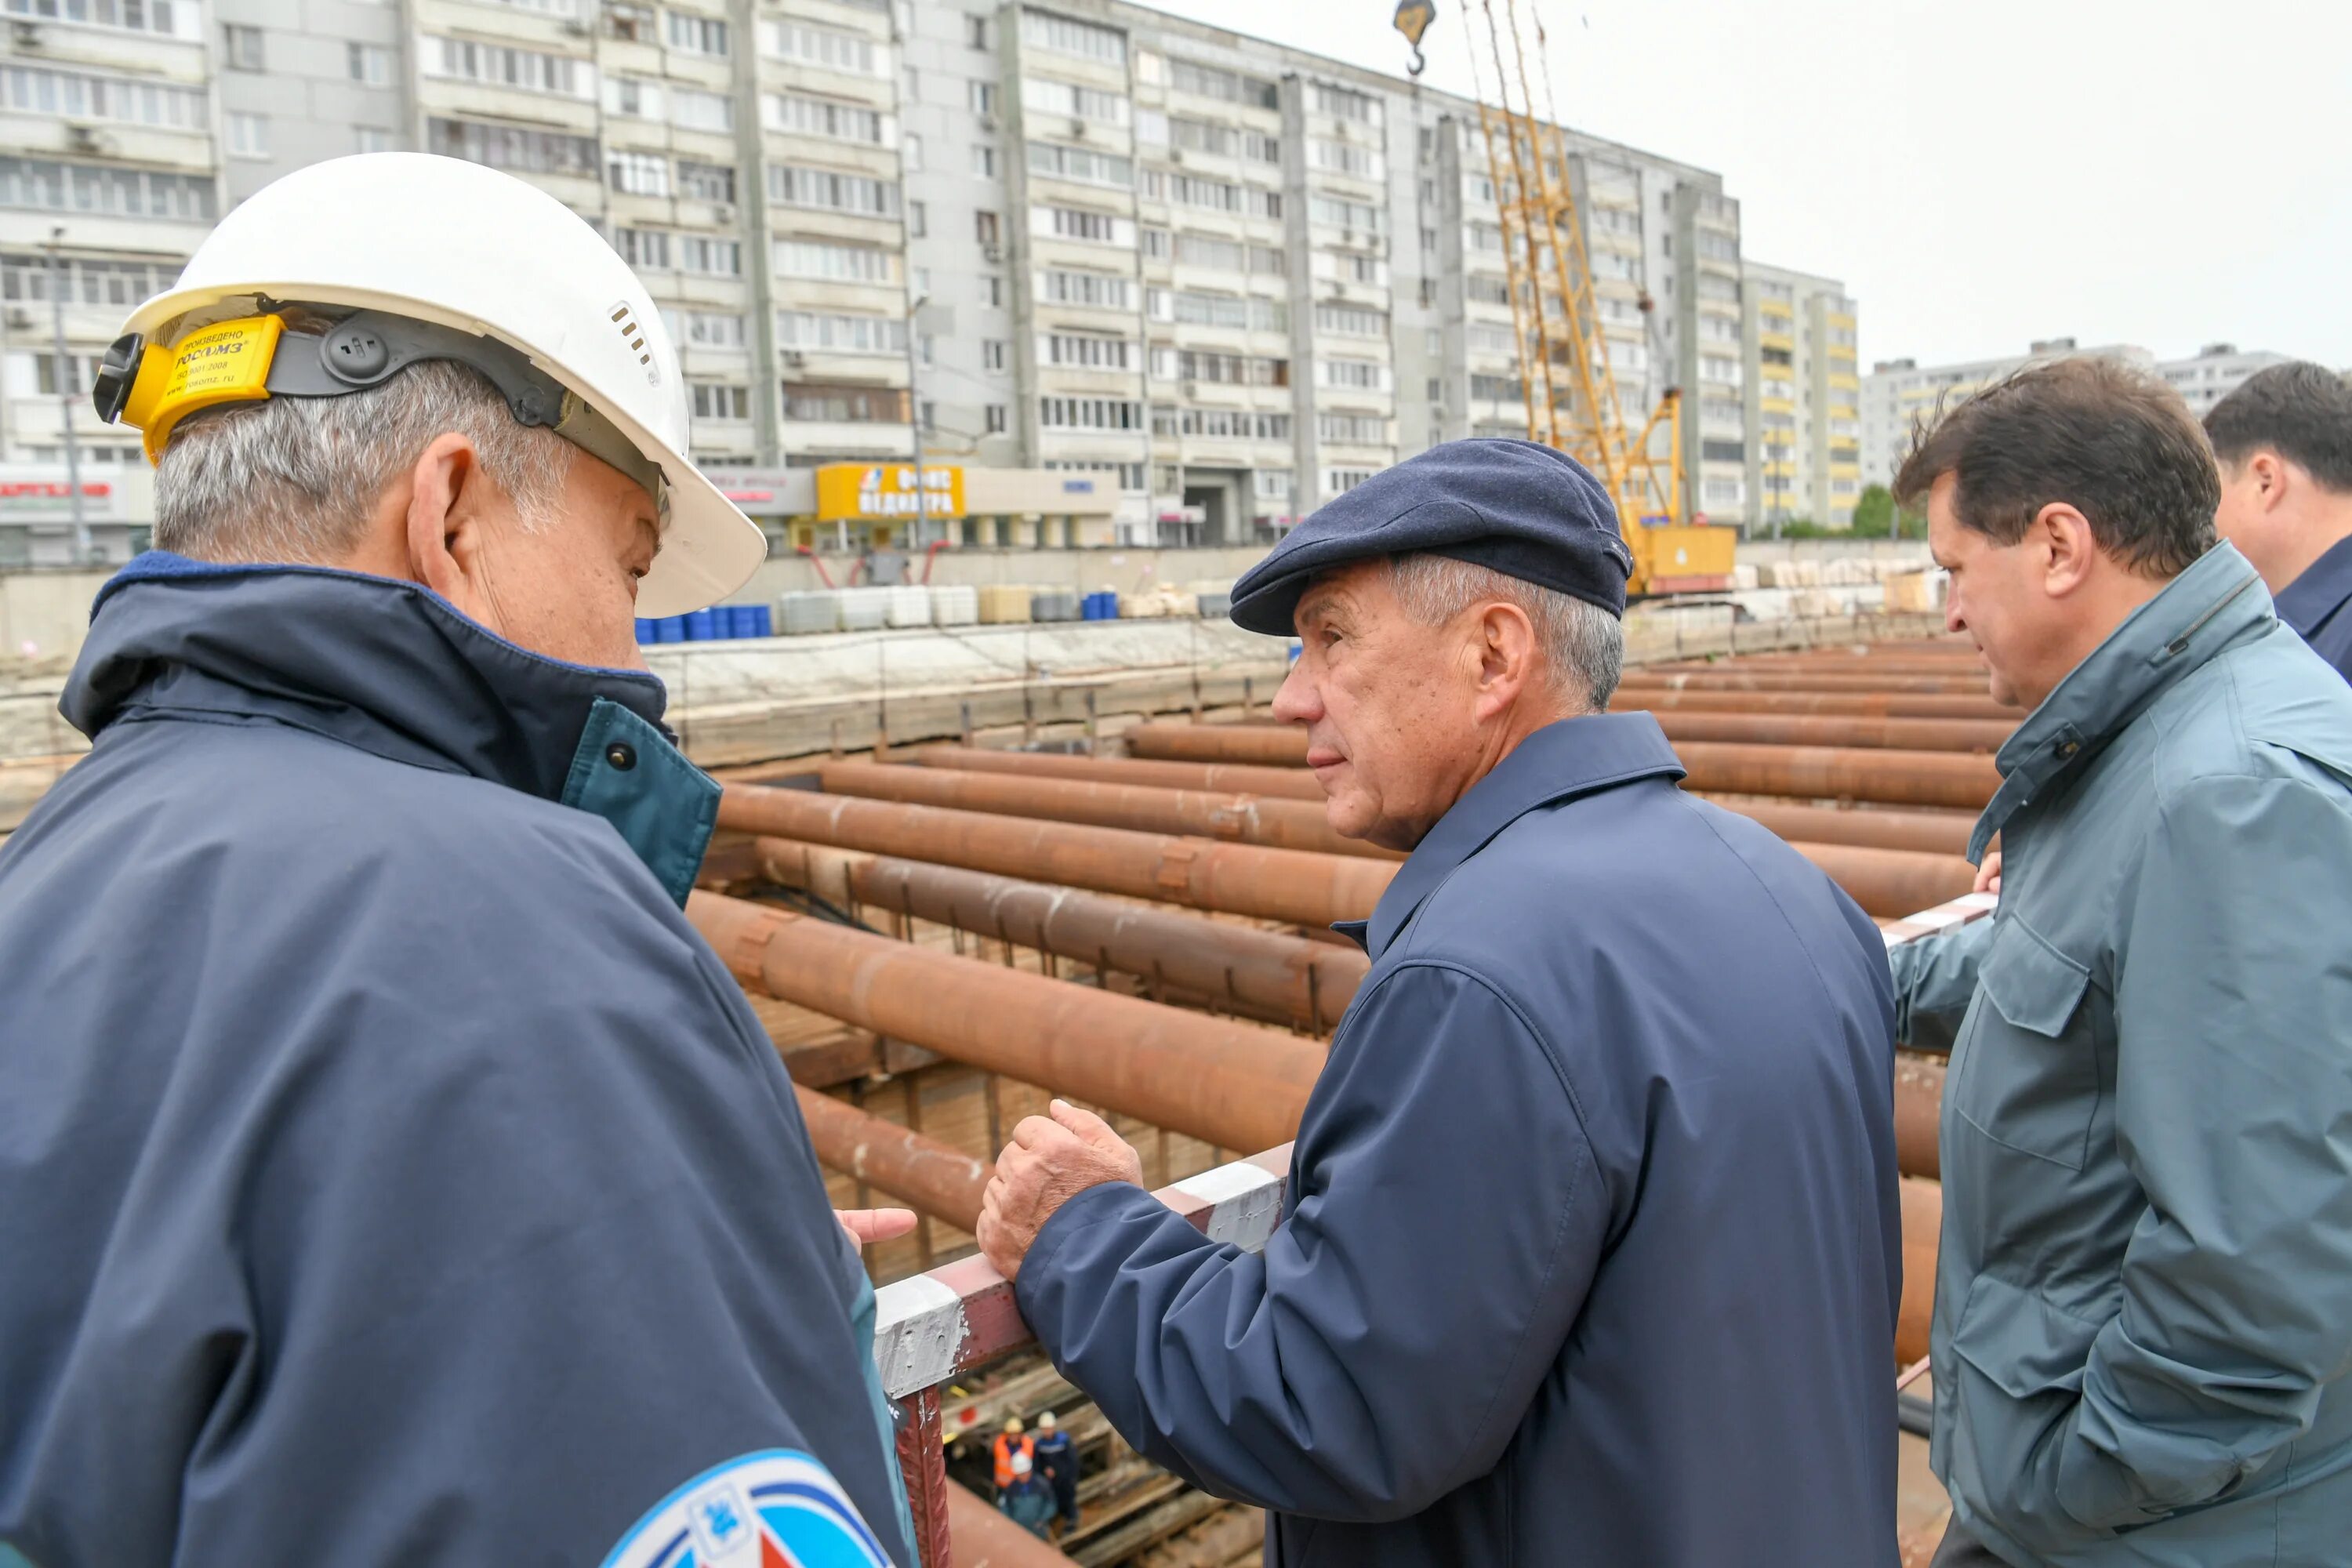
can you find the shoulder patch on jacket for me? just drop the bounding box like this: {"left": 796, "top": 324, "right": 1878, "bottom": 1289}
{"left": 600, "top": 1450, "right": 894, "bottom": 1568}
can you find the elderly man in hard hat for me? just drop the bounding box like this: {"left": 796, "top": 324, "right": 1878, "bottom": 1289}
{"left": 0, "top": 155, "right": 913, "bottom": 1568}
{"left": 977, "top": 441, "right": 1904, "bottom": 1566}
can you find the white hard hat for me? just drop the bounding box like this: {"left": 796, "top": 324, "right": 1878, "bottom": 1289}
{"left": 108, "top": 153, "right": 764, "bottom": 618}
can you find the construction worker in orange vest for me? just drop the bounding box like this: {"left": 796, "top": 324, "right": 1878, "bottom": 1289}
{"left": 992, "top": 1417, "right": 1054, "bottom": 1536}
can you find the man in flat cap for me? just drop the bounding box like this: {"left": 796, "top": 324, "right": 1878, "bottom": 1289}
{"left": 977, "top": 441, "right": 1904, "bottom": 1566}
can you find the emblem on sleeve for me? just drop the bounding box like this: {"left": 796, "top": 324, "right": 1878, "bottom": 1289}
{"left": 600, "top": 1449, "right": 892, "bottom": 1568}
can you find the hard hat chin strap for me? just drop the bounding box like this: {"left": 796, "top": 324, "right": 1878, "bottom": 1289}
{"left": 96, "top": 306, "right": 667, "bottom": 517}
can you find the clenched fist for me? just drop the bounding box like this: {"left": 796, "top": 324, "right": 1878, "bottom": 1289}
{"left": 976, "top": 1099, "right": 1145, "bottom": 1280}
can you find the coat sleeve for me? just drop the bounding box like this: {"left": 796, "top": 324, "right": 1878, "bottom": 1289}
{"left": 1886, "top": 915, "right": 1992, "bottom": 1045}
{"left": 2045, "top": 774, "right": 2352, "bottom": 1536}
{"left": 1014, "top": 961, "right": 1608, "bottom": 1523}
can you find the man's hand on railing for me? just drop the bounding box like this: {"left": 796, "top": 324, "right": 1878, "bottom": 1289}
{"left": 837, "top": 1208, "right": 919, "bottom": 1248}
{"left": 978, "top": 1099, "right": 1145, "bottom": 1280}
{"left": 1973, "top": 850, "right": 2002, "bottom": 896}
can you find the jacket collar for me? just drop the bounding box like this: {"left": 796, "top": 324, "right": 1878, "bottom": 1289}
{"left": 1972, "top": 542, "right": 2270, "bottom": 859}
{"left": 2274, "top": 532, "right": 2352, "bottom": 643}
{"left": 1346, "top": 711, "right": 1686, "bottom": 960}
{"left": 63, "top": 553, "right": 717, "bottom": 904}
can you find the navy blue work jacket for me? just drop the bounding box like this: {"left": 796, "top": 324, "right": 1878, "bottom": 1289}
{"left": 2276, "top": 532, "right": 2352, "bottom": 684}
{"left": 0, "top": 557, "right": 912, "bottom": 1568}
{"left": 1016, "top": 713, "right": 1903, "bottom": 1566}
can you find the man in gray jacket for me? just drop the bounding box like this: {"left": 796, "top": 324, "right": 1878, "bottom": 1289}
{"left": 1890, "top": 358, "right": 2352, "bottom": 1566}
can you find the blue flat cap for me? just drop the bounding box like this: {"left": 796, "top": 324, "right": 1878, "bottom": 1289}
{"left": 1229, "top": 439, "right": 1632, "bottom": 635}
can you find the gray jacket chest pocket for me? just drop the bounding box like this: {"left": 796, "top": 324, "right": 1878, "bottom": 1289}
{"left": 1951, "top": 919, "right": 2100, "bottom": 1171}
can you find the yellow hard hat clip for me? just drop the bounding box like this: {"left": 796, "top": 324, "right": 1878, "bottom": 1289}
{"left": 96, "top": 314, "right": 286, "bottom": 465}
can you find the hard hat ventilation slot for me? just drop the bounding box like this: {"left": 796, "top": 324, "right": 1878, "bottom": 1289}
{"left": 608, "top": 301, "right": 652, "bottom": 366}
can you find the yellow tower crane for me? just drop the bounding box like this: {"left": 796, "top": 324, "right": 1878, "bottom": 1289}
{"left": 1404, "top": 0, "right": 1738, "bottom": 595}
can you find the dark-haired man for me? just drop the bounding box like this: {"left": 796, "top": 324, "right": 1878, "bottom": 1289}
{"left": 2207, "top": 361, "right": 2352, "bottom": 681}
{"left": 1887, "top": 358, "right": 2352, "bottom": 1567}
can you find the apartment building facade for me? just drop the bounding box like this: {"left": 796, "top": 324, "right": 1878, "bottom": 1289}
{"left": 1741, "top": 259, "right": 1860, "bottom": 528}
{"left": 0, "top": 0, "right": 1823, "bottom": 557}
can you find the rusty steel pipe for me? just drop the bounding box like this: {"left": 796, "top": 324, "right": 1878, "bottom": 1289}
{"left": 913, "top": 742, "right": 1327, "bottom": 801}
{"left": 1653, "top": 657, "right": 1987, "bottom": 677}
{"left": 1618, "top": 670, "right": 1989, "bottom": 695}
{"left": 1124, "top": 721, "right": 1309, "bottom": 767}
{"left": 1709, "top": 798, "right": 1974, "bottom": 857}
{"left": 1674, "top": 742, "right": 1999, "bottom": 811}
{"left": 691, "top": 891, "right": 1322, "bottom": 1153}
{"left": 795, "top": 1083, "right": 993, "bottom": 1232}
{"left": 1784, "top": 841, "right": 1977, "bottom": 919}
{"left": 1614, "top": 688, "right": 2012, "bottom": 721}
{"left": 818, "top": 758, "right": 1399, "bottom": 862}
{"left": 945, "top": 1480, "right": 1082, "bottom": 1566}
{"left": 718, "top": 785, "right": 1396, "bottom": 928}
{"left": 919, "top": 743, "right": 1976, "bottom": 856}
{"left": 1651, "top": 710, "right": 2013, "bottom": 754}
{"left": 1895, "top": 1051, "right": 1944, "bottom": 1181}
{"left": 1898, "top": 1177, "right": 1940, "bottom": 1367}
{"left": 753, "top": 836, "right": 1370, "bottom": 1031}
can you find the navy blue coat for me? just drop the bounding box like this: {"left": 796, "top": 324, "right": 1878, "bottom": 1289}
{"left": 0, "top": 557, "right": 913, "bottom": 1568}
{"left": 1016, "top": 714, "right": 1903, "bottom": 1566}
{"left": 2277, "top": 532, "right": 2352, "bottom": 684}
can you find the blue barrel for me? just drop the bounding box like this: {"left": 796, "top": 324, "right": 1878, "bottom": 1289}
{"left": 724, "top": 605, "right": 752, "bottom": 639}
{"left": 654, "top": 615, "right": 686, "bottom": 643}
{"left": 635, "top": 618, "right": 657, "bottom": 644}
{"left": 746, "top": 604, "right": 773, "bottom": 638}
{"left": 683, "top": 608, "right": 718, "bottom": 641}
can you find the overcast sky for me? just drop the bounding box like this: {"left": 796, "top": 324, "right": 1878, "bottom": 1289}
{"left": 1156, "top": 0, "right": 2352, "bottom": 372}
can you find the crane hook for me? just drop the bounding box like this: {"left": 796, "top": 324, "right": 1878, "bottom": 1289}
{"left": 1393, "top": 0, "right": 1436, "bottom": 76}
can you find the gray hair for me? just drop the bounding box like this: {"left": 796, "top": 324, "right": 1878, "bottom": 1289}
{"left": 154, "top": 359, "right": 574, "bottom": 562}
{"left": 1385, "top": 553, "right": 1624, "bottom": 710}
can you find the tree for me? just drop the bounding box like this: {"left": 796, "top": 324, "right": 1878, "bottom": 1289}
{"left": 1849, "top": 484, "right": 1896, "bottom": 537}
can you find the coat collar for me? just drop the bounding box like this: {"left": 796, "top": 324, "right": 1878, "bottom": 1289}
{"left": 2274, "top": 532, "right": 2352, "bottom": 643}
{"left": 1346, "top": 711, "right": 1686, "bottom": 960}
{"left": 1971, "top": 542, "right": 2270, "bottom": 859}
{"left": 63, "top": 553, "right": 717, "bottom": 904}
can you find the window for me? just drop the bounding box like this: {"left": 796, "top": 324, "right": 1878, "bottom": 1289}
{"left": 1038, "top": 396, "right": 1142, "bottom": 430}
{"left": 1167, "top": 58, "right": 1276, "bottom": 109}
{"left": 760, "top": 19, "right": 880, "bottom": 74}
{"left": 1020, "top": 9, "right": 1124, "bottom": 64}
{"left": 1027, "top": 141, "right": 1131, "bottom": 187}
{"left": 1173, "top": 349, "right": 1285, "bottom": 386}
{"left": 1319, "top": 357, "right": 1388, "bottom": 391}
{"left": 774, "top": 239, "right": 895, "bottom": 283}
{"left": 1038, "top": 268, "right": 1130, "bottom": 309}
{"left": 984, "top": 404, "right": 1007, "bottom": 434}
{"left": 0, "top": 63, "right": 207, "bottom": 128}
{"left": 1467, "top": 273, "right": 1510, "bottom": 304}
{"left": 355, "top": 128, "right": 394, "bottom": 154}
{"left": 1703, "top": 477, "right": 1744, "bottom": 505}
{"left": 1245, "top": 188, "right": 1283, "bottom": 221}
{"left": 1308, "top": 194, "right": 1382, "bottom": 234}
{"left": 0, "top": 156, "right": 215, "bottom": 220}
{"left": 1046, "top": 459, "right": 1148, "bottom": 491}
{"left": 1470, "top": 372, "right": 1524, "bottom": 402}
{"left": 1, "top": 253, "right": 176, "bottom": 307}
{"left": 1021, "top": 77, "right": 1128, "bottom": 125}
{"left": 1163, "top": 173, "right": 1238, "bottom": 212}
{"left": 666, "top": 308, "right": 746, "bottom": 347}
{"left": 680, "top": 236, "right": 739, "bottom": 275}
{"left": 984, "top": 274, "right": 1003, "bottom": 307}
{"left": 762, "top": 93, "right": 884, "bottom": 143}
{"left": 665, "top": 9, "right": 728, "bottom": 55}
{"left": 969, "top": 79, "right": 996, "bottom": 114}
{"left": 1171, "top": 233, "right": 1241, "bottom": 270}
{"left": 782, "top": 383, "right": 906, "bottom": 422}
{"left": 1700, "top": 438, "right": 1744, "bottom": 463}
{"left": 966, "top": 14, "right": 990, "bottom": 48}
{"left": 767, "top": 163, "right": 898, "bottom": 216}
{"left": 607, "top": 150, "right": 669, "bottom": 197}
{"left": 670, "top": 87, "right": 733, "bottom": 130}
{"left": 225, "top": 111, "right": 268, "bottom": 158}
{"left": 1044, "top": 205, "right": 1120, "bottom": 243}
{"left": 222, "top": 22, "right": 263, "bottom": 69}
{"left": 691, "top": 383, "right": 750, "bottom": 421}
{"left": 1254, "top": 469, "right": 1292, "bottom": 499}
{"left": 613, "top": 227, "right": 670, "bottom": 269}
{"left": 1309, "top": 137, "right": 1380, "bottom": 180}
{"left": 906, "top": 200, "right": 925, "bottom": 237}
{"left": 427, "top": 118, "right": 597, "bottom": 176}
{"left": 1043, "top": 332, "right": 1133, "bottom": 369}
{"left": 1332, "top": 252, "right": 1381, "bottom": 284}
{"left": 1315, "top": 302, "right": 1386, "bottom": 338}
{"left": 1700, "top": 354, "right": 1742, "bottom": 387}
{"left": 7, "top": 0, "right": 193, "bottom": 36}
{"left": 1325, "top": 468, "right": 1377, "bottom": 495}
{"left": 971, "top": 144, "right": 996, "bottom": 178}
{"left": 1252, "top": 245, "right": 1287, "bottom": 277}
{"left": 676, "top": 159, "right": 735, "bottom": 203}
{"left": 604, "top": 2, "right": 654, "bottom": 41}
{"left": 10, "top": 350, "right": 100, "bottom": 397}
{"left": 918, "top": 334, "right": 933, "bottom": 367}
{"left": 347, "top": 43, "right": 392, "bottom": 85}
{"left": 1158, "top": 289, "right": 1284, "bottom": 332}
{"left": 1307, "top": 82, "right": 1378, "bottom": 123}
{"left": 777, "top": 310, "right": 907, "bottom": 354}
{"left": 420, "top": 37, "right": 591, "bottom": 99}
{"left": 604, "top": 76, "right": 661, "bottom": 118}
{"left": 1696, "top": 231, "right": 1738, "bottom": 263}
{"left": 902, "top": 132, "right": 923, "bottom": 171}
{"left": 1759, "top": 343, "right": 1793, "bottom": 366}
{"left": 982, "top": 340, "right": 1007, "bottom": 371}
{"left": 972, "top": 210, "right": 1001, "bottom": 246}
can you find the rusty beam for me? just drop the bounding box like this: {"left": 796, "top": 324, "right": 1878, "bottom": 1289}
{"left": 692, "top": 891, "right": 1323, "bottom": 1154}
{"left": 913, "top": 743, "right": 1325, "bottom": 801}
{"left": 717, "top": 784, "right": 1396, "bottom": 930}
{"left": 754, "top": 837, "right": 1370, "bottom": 1032}
{"left": 945, "top": 1477, "right": 1082, "bottom": 1566}
{"left": 1674, "top": 742, "right": 1998, "bottom": 811}
{"left": 1614, "top": 688, "right": 2013, "bottom": 721}
{"left": 818, "top": 758, "right": 1399, "bottom": 862}
{"left": 795, "top": 1083, "right": 993, "bottom": 1233}
{"left": 1650, "top": 711, "right": 2013, "bottom": 755}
